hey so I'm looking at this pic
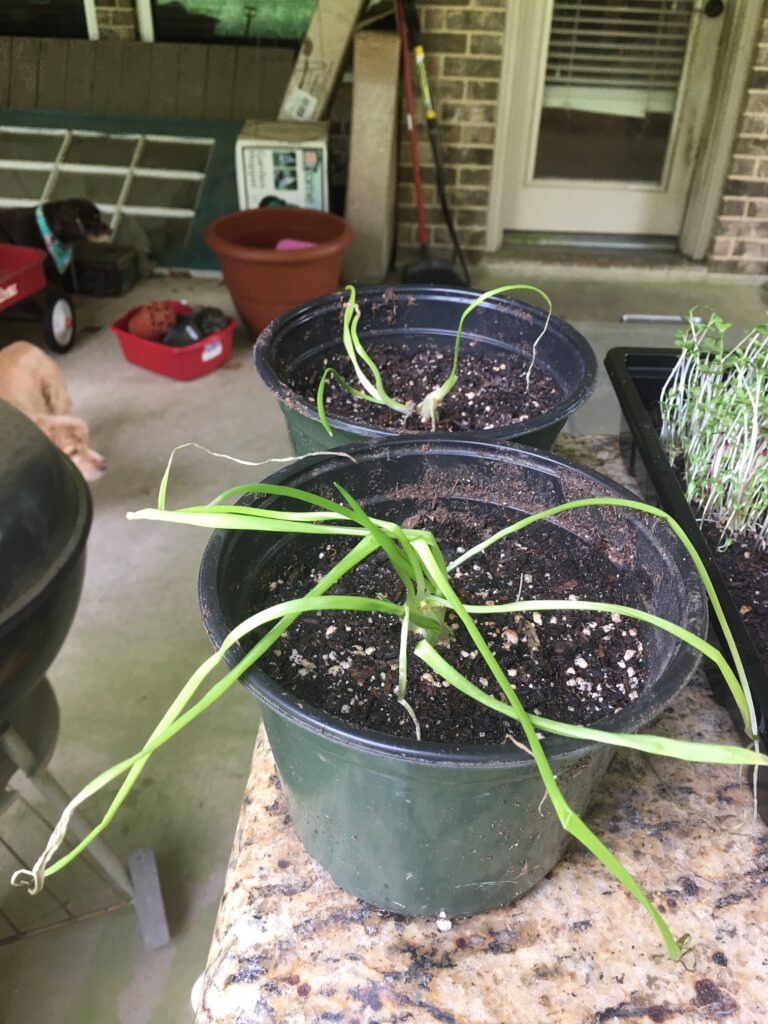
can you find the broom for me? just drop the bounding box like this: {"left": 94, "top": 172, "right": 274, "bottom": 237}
{"left": 396, "top": 0, "right": 467, "bottom": 287}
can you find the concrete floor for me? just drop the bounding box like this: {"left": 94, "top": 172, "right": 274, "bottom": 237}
{"left": 0, "top": 266, "right": 764, "bottom": 1022}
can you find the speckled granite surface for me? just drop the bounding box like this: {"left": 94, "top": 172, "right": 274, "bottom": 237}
{"left": 197, "top": 436, "right": 768, "bottom": 1024}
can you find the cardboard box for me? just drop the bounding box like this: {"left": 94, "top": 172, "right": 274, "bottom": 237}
{"left": 279, "top": 0, "right": 366, "bottom": 121}
{"left": 235, "top": 121, "right": 329, "bottom": 210}
{"left": 343, "top": 31, "right": 401, "bottom": 282}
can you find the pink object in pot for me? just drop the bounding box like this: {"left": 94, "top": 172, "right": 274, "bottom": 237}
{"left": 275, "top": 238, "right": 316, "bottom": 251}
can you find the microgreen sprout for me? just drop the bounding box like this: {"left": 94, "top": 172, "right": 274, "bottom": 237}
{"left": 660, "top": 312, "right": 768, "bottom": 550}
{"left": 13, "top": 448, "right": 765, "bottom": 963}
{"left": 317, "top": 284, "right": 553, "bottom": 434}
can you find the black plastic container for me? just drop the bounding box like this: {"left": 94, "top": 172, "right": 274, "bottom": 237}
{"left": 199, "top": 436, "right": 705, "bottom": 916}
{"left": 605, "top": 347, "right": 768, "bottom": 819}
{"left": 254, "top": 286, "right": 597, "bottom": 454}
{"left": 0, "top": 400, "right": 92, "bottom": 716}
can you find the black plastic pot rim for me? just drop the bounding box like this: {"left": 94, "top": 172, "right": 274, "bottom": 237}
{"left": 0, "top": 455, "right": 91, "bottom": 636}
{"left": 199, "top": 435, "right": 705, "bottom": 770}
{"left": 253, "top": 287, "right": 598, "bottom": 444}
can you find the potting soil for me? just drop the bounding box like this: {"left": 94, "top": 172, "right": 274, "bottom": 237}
{"left": 252, "top": 506, "right": 652, "bottom": 745}
{"left": 699, "top": 522, "right": 768, "bottom": 674}
{"left": 290, "top": 341, "right": 562, "bottom": 432}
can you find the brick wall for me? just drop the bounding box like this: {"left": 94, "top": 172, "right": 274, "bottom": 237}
{"left": 95, "top": 0, "right": 138, "bottom": 41}
{"left": 395, "top": 0, "right": 506, "bottom": 263}
{"left": 708, "top": 6, "right": 768, "bottom": 274}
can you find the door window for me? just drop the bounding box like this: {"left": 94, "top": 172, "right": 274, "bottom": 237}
{"left": 535, "top": 0, "right": 695, "bottom": 183}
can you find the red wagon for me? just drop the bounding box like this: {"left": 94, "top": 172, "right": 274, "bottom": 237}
{"left": 0, "top": 244, "right": 76, "bottom": 352}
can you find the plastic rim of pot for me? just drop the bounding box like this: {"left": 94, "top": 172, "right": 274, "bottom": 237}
{"left": 199, "top": 436, "right": 706, "bottom": 917}
{"left": 205, "top": 208, "right": 354, "bottom": 338}
{"left": 253, "top": 285, "right": 598, "bottom": 454}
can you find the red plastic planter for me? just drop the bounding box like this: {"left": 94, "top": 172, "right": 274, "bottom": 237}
{"left": 205, "top": 208, "right": 353, "bottom": 339}
{"left": 112, "top": 302, "right": 235, "bottom": 380}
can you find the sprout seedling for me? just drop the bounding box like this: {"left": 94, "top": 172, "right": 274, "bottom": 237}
{"left": 660, "top": 312, "right": 768, "bottom": 550}
{"left": 317, "top": 284, "right": 553, "bottom": 434}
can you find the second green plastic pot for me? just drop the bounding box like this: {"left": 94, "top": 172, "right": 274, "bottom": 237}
{"left": 253, "top": 286, "right": 597, "bottom": 454}
{"left": 199, "top": 438, "right": 705, "bottom": 916}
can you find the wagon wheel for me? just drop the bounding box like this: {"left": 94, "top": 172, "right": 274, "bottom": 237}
{"left": 42, "top": 288, "right": 77, "bottom": 353}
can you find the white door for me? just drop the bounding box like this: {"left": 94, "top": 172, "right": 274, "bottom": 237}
{"left": 500, "top": 0, "right": 727, "bottom": 236}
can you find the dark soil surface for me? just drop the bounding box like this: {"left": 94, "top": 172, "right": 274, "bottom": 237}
{"left": 288, "top": 341, "right": 563, "bottom": 433}
{"left": 666, "top": 444, "right": 768, "bottom": 674}
{"left": 700, "top": 521, "right": 768, "bottom": 673}
{"left": 250, "top": 507, "right": 652, "bottom": 746}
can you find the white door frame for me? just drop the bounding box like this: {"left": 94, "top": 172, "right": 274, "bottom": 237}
{"left": 135, "top": 0, "right": 156, "bottom": 42}
{"left": 486, "top": 1, "right": 764, "bottom": 259}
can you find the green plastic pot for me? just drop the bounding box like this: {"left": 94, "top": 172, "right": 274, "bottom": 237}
{"left": 199, "top": 438, "right": 706, "bottom": 917}
{"left": 253, "top": 286, "right": 597, "bottom": 454}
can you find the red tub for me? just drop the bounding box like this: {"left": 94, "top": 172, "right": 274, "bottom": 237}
{"left": 112, "top": 302, "right": 235, "bottom": 380}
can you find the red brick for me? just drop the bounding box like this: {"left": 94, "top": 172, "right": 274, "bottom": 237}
{"left": 445, "top": 10, "right": 505, "bottom": 31}
{"left": 443, "top": 56, "right": 502, "bottom": 79}
{"left": 459, "top": 166, "right": 491, "bottom": 186}
{"left": 423, "top": 10, "right": 445, "bottom": 31}
{"left": 456, "top": 207, "right": 488, "bottom": 227}
{"left": 732, "top": 238, "right": 768, "bottom": 257}
{"left": 721, "top": 198, "right": 747, "bottom": 217}
{"left": 466, "top": 79, "right": 499, "bottom": 101}
{"left": 708, "top": 256, "right": 768, "bottom": 273}
{"left": 710, "top": 238, "right": 733, "bottom": 257}
{"left": 746, "top": 91, "right": 768, "bottom": 113}
{"left": 441, "top": 102, "right": 496, "bottom": 124}
{"left": 447, "top": 186, "right": 488, "bottom": 207}
{"left": 730, "top": 156, "right": 758, "bottom": 176}
{"left": 733, "top": 135, "right": 768, "bottom": 154}
{"left": 462, "top": 125, "right": 496, "bottom": 145}
{"left": 725, "top": 177, "right": 768, "bottom": 197}
{"left": 442, "top": 145, "right": 494, "bottom": 166}
{"left": 432, "top": 79, "right": 465, "bottom": 101}
{"left": 423, "top": 32, "right": 468, "bottom": 54}
{"left": 469, "top": 33, "right": 503, "bottom": 56}
{"left": 740, "top": 113, "right": 768, "bottom": 135}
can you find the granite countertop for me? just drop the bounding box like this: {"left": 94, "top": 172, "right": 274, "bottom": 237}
{"left": 196, "top": 436, "right": 768, "bottom": 1024}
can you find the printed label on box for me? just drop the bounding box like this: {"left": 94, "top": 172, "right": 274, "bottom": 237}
{"left": 281, "top": 86, "right": 319, "bottom": 122}
{"left": 202, "top": 339, "right": 224, "bottom": 362}
{"left": 239, "top": 144, "right": 327, "bottom": 210}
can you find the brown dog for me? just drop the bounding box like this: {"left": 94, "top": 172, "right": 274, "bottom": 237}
{"left": 0, "top": 342, "right": 106, "bottom": 481}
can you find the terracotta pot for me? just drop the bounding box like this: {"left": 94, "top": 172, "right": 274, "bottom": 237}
{"left": 205, "top": 209, "right": 354, "bottom": 338}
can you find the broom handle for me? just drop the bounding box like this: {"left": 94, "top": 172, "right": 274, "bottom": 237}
{"left": 396, "top": 0, "right": 429, "bottom": 248}
{"left": 402, "top": 0, "right": 471, "bottom": 285}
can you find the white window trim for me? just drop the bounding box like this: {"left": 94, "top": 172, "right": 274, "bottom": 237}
{"left": 135, "top": 0, "right": 156, "bottom": 43}
{"left": 0, "top": 128, "right": 212, "bottom": 234}
{"left": 83, "top": 0, "right": 100, "bottom": 41}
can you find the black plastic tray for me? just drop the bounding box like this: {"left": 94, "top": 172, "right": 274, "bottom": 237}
{"left": 605, "top": 347, "right": 767, "bottom": 816}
